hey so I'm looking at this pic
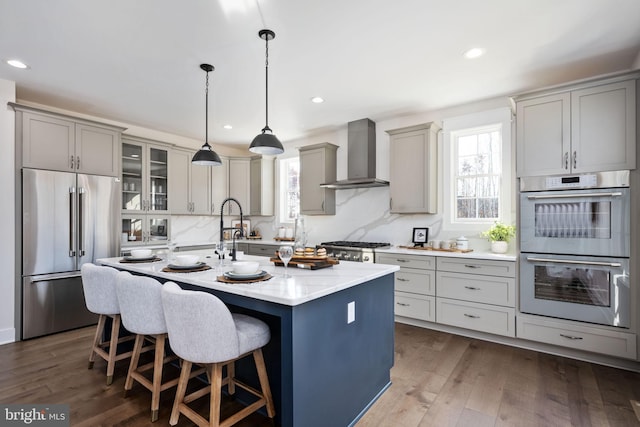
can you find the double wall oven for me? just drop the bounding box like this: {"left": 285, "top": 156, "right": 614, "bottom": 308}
{"left": 519, "top": 171, "right": 630, "bottom": 328}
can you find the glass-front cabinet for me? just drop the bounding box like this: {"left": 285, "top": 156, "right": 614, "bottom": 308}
{"left": 121, "top": 214, "right": 170, "bottom": 247}
{"left": 122, "top": 137, "right": 169, "bottom": 213}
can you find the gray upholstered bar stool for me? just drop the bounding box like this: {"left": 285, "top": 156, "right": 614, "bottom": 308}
{"left": 161, "top": 282, "right": 276, "bottom": 427}
{"left": 115, "top": 271, "right": 181, "bottom": 422}
{"left": 80, "top": 263, "right": 134, "bottom": 385}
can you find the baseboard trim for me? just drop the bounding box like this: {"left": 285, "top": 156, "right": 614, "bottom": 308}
{"left": 0, "top": 328, "right": 16, "bottom": 345}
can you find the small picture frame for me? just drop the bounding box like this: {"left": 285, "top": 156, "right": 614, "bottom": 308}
{"left": 412, "top": 227, "right": 428, "bottom": 247}
{"left": 231, "top": 219, "right": 250, "bottom": 238}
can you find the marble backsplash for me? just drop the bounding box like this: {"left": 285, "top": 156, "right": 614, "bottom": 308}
{"left": 171, "top": 186, "right": 503, "bottom": 253}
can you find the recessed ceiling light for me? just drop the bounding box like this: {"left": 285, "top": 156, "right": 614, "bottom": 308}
{"left": 463, "top": 48, "right": 485, "bottom": 59}
{"left": 7, "top": 59, "right": 28, "bottom": 69}
{"left": 223, "top": 124, "right": 232, "bottom": 129}
{"left": 311, "top": 96, "right": 324, "bottom": 104}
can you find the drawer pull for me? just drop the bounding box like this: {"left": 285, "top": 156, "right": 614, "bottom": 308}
{"left": 396, "top": 302, "right": 410, "bottom": 307}
{"left": 464, "top": 286, "right": 480, "bottom": 290}
{"left": 396, "top": 278, "right": 409, "bottom": 282}
{"left": 463, "top": 313, "right": 480, "bottom": 319}
{"left": 464, "top": 264, "right": 480, "bottom": 269}
{"left": 396, "top": 259, "right": 409, "bottom": 263}
{"left": 560, "top": 334, "right": 583, "bottom": 340}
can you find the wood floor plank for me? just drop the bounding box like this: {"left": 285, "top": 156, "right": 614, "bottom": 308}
{"left": 2, "top": 323, "right": 640, "bottom": 427}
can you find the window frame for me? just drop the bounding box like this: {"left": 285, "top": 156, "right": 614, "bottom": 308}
{"left": 276, "top": 155, "right": 300, "bottom": 225}
{"left": 442, "top": 108, "right": 513, "bottom": 233}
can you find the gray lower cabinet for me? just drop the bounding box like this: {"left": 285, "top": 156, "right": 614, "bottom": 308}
{"left": 435, "top": 257, "right": 516, "bottom": 337}
{"left": 246, "top": 243, "right": 279, "bottom": 257}
{"left": 13, "top": 104, "right": 123, "bottom": 176}
{"left": 375, "top": 253, "right": 435, "bottom": 322}
{"left": 299, "top": 143, "right": 337, "bottom": 215}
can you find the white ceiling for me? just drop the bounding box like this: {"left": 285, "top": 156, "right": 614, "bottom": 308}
{"left": 1, "top": 0, "right": 639, "bottom": 149}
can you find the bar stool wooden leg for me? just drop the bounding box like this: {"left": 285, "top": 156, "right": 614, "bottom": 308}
{"left": 88, "top": 314, "right": 106, "bottom": 369}
{"left": 227, "top": 362, "right": 235, "bottom": 395}
{"left": 106, "top": 314, "right": 121, "bottom": 385}
{"left": 210, "top": 363, "right": 223, "bottom": 427}
{"left": 254, "top": 348, "right": 276, "bottom": 418}
{"left": 170, "top": 360, "right": 192, "bottom": 426}
{"left": 123, "top": 334, "right": 145, "bottom": 396}
{"left": 150, "top": 334, "right": 166, "bottom": 422}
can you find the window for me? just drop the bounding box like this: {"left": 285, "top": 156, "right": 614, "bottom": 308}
{"left": 453, "top": 125, "right": 502, "bottom": 222}
{"left": 443, "top": 108, "right": 512, "bottom": 232}
{"left": 278, "top": 157, "right": 300, "bottom": 223}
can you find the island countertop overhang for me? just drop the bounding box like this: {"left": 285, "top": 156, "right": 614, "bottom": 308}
{"left": 97, "top": 254, "right": 399, "bottom": 306}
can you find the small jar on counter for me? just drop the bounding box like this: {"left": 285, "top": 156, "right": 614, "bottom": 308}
{"left": 456, "top": 236, "right": 469, "bottom": 250}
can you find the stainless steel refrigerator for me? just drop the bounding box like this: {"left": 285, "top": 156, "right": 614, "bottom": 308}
{"left": 22, "top": 168, "right": 120, "bottom": 339}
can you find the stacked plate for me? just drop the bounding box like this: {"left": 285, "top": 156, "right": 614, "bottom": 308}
{"left": 167, "top": 262, "right": 207, "bottom": 270}
{"left": 223, "top": 270, "right": 269, "bottom": 281}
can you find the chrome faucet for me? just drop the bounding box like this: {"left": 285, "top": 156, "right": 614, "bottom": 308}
{"left": 219, "top": 197, "right": 244, "bottom": 261}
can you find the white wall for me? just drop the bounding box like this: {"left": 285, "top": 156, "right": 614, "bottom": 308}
{"left": 0, "top": 79, "right": 16, "bottom": 344}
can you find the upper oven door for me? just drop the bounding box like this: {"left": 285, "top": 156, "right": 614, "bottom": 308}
{"left": 520, "top": 187, "right": 630, "bottom": 257}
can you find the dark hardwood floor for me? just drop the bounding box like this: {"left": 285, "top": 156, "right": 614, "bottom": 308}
{"left": 1, "top": 323, "right": 639, "bottom": 426}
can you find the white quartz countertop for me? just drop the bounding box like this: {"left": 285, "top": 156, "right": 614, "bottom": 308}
{"left": 98, "top": 253, "right": 399, "bottom": 306}
{"left": 375, "top": 246, "right": 517, "bottom": 262}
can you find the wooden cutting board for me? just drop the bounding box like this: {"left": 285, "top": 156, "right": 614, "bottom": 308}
{"left": 270, "top": 257, "right": 339, "bottom": 270}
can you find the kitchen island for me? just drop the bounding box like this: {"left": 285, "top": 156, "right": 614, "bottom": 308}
{"left": 98, "top": 254, "right": 399, "bottom": 427}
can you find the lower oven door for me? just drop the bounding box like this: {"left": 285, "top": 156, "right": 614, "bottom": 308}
{"left": 520, "top": 253, "right": 629, "bottom": 328}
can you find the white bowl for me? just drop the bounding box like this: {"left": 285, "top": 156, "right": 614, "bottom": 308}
{"left": 130, "top": 249, "right": 152, "bottom": 259}
{"left": 232, "top": 261, "right": 260, "bottom": 275}
{"left": 173, "top": 254, "right": 200, "bottom": 266}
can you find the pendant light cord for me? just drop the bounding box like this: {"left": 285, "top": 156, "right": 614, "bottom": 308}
{"left": 205, "top": 69, "right": 210, "bottom": 146}
{"left": 263, "top": 35, "right": 270, "bottom": 133}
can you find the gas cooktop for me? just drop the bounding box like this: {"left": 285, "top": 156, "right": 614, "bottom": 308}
{"left": 320, "top": 241, "right": 391, "bottom": 249}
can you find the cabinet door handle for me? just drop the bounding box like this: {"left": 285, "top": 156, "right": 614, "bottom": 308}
{"left": 464, "top": 286, "right": 481, "bottom": 290}
{"left": 573, "top": 150, "right": 577, "bottom": 169}
{"left": 464, "top": 264, "right": 480, "bottom": 269}
{"left": 396, "top": 302, "right": 410, "bottom": 307}
{"left": 70, "top": 155, "right": 75, "bottom": 169}
{"left": 396, "top": 278, "right": 409, "bottom": 282}
{"left": 463, "top": 313, "right": 480, "bottom": 319}
{"left": 564, "top": 152, "right": 569, "bottom": 170}
{"left": 76, "top": 156, "right": 80, "bottom": 170}
{"left": 560, "top": 334, "right": 583, "bottom": 340}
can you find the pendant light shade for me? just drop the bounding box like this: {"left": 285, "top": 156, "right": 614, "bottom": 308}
{"left": 249, "top": 29, "right": 284, "bottom": 155}
{"left": 192, "top": 63, "right": 222, "bottom": 166}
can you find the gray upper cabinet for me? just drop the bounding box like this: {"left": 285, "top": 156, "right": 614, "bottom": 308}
{"left": 299, "top": 143, "right": 338, "bottom": 215}
{"left": 121, "top": 136, "right": 169, "bottom": 214}
{"left": 515, "top": 76, "right": 637, "bottom": 177}
{"left": 210, "top": 157, "right": 229, "bottom": 215}
{"left": 169, "top": 148, "right": 211, "bottom": 215}
{"left": 16, "top": 106, "right": 122, "bottom": 176}
{"left": 228, "top": 157, "right": 250, "bottom": 215}
{"left": 250, "top": 156, "right": 275, "bottom": 216}
{"left": 387, "top": 122, "right": 439, "bottom": 214}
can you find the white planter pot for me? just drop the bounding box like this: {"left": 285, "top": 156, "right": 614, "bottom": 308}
{"left": 491, "top": 241, "right": 508, "bottom": 254}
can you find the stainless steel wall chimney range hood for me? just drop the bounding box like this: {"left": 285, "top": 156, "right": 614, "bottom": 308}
{"left": 320, "top": 118, "right": 389, "bottom": 189}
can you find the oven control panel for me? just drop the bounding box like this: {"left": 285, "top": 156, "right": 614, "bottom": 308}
{"left": 545, "top": 174, "right": 597, "bottom": 189}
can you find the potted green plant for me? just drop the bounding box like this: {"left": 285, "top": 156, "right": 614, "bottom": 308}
{"left": 481, "top": 221, "right": 516, "bottom": 253}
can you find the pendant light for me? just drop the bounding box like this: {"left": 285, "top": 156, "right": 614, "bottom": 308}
{"left": 249, "top": 29, "right": 284, "bottom": 155}
{"left": 192, "top": 63, "right": 222, "bottom": 166}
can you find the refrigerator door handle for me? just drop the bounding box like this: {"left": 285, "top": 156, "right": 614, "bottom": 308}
{"left": 78, "top": 187, "right": 86, "bottom": 256}
{"left": 69, "top": 186, "right": 76, "bottom": 257}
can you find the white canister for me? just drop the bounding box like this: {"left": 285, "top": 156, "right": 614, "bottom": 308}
{"left": 456, "top": 236, "right": 469, "bottom": 250}
{"left": 285, "top": 228, "right": 294, "bottom": 238}
{"left": 278, "top": 227, "right": 286, "bottom": 238}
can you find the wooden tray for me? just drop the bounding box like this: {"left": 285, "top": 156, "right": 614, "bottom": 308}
{"left": 245, "top": 235, "right": 263, "bottom": 240}
{"left": 274, "top": 237, "right": 295, "bottom": 242}
{"left": 270, "top": 257, "right": 339, "bottom": 270}
{"left": 398, "top": 245, "right": 474, "bottom": 253}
